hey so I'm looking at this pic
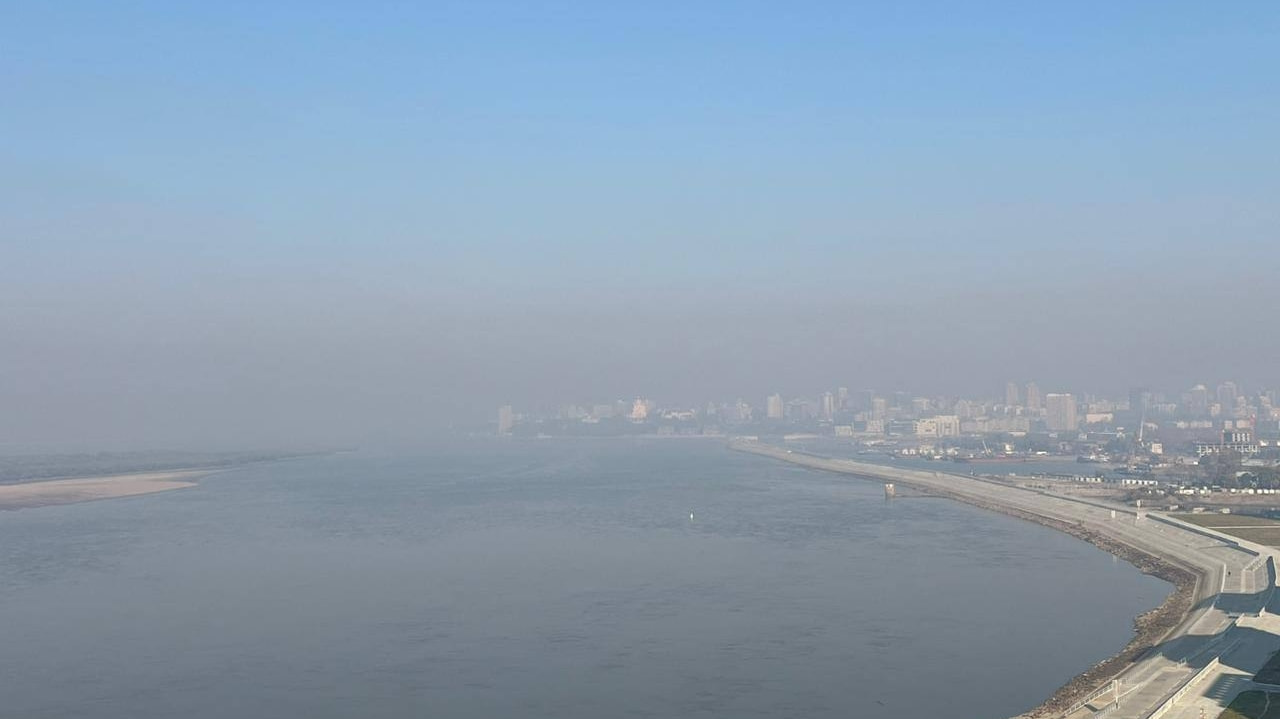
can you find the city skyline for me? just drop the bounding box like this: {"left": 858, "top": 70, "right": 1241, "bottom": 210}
{"left": 4, "top": 4, "right": 1280, "bottom": 718}
{"left": 4, "top": 2, "right": 1279, "bottom": 451}
{"left": 493, "top": 377, "right": 1280, "bottom": 421}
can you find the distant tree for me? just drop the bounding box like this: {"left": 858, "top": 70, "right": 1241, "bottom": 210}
{"left": 1199, "top": 450, "right": 1244, "bottom": 488}
{"left": 1247, "top": 467, "right": 1280, "bottom": 490}
{"left": 1105, "top": 435, "right": 1132, "bottom": 455}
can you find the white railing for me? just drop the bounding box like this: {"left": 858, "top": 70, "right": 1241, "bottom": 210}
{"left": 1066, "top": 680, "right": 1120, "bottom": 716}
{"left": 1144, "top": 645, "right": 1234, "bottom": 719}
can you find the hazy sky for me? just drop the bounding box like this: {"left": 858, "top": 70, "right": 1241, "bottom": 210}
{"left": 3, "top": 2, "right": 1278, "bottom": 449}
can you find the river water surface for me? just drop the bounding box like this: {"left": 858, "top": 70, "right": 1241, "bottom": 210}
{"left": 0, "top": 440, "right": 1168, "bottom": 719}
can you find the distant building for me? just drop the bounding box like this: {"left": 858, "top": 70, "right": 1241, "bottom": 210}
{"left": 1217, "top": 382, "right": 1239, "bottom": 415}
{"left": 821, "top": 392, "right": 835, "bottom": 420}
{"left": 963, "top": 416, "right": 1031, "bottom": 433}
{"left": 559, "top": 404, "right": 586, "bottom": 420}
{"left": 1187, "top": 384, "right": 1210, "bottom": 415}
{"left": 786, "top": 398, "right": 816, "bottom": 421}
{"left": 915, "top": 415, "right": 960, "bottom": 438}
{"left": 766, "top": 393, "right": 784, "bottom": 420}
{"left": 1025, "top": 382, "right": 1042, "bottom": 412}
{"left": 1005, "top": 381, "right": 1020, "bottom": 407}
{"left": 870, "top": 397, "right": 887, "bottom": 421}
{"left": 1129, "top": 387, "right": 1152, "bottom": 415}
{"left": 1224, "top": 427, "right": 1254, "bottom": 444}
{"left": 937, "top": 415, "right": 960, "bottom": 436}
{"left": 630, "top": 398, "right": 650, "bottom": 421}
{"left": 1045, "top": 393, "right": 1078, "bottom": 432}
{"left": 1195, "top": 427, "right": 1259, "bottom": 457}
{"left": 854, "top": 389, "right": 876, "bottom": 413}
{"left": 497, "top": 405, "right": 514, "bottom": 435}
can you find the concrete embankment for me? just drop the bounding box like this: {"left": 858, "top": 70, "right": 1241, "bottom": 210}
{"left": 728, "top": 441, "right": 1244, "bottom": 719}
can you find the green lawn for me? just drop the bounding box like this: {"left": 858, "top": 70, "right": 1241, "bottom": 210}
{"left": 1220, "top": 691, "right": 1280, "bottom": 719}
{"left": 1177, "top": 514, "right": 1280, "bottom": 528}
{"left": 1221, "top": 528, "right": 1280, "bottom": 547}
{"left": 1174, "top": 514, "right": 1280, "bottom": 547}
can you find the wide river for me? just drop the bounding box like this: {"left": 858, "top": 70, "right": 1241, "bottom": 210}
{"left": 0, "top": 440, "right": 1169, "bottom": 719}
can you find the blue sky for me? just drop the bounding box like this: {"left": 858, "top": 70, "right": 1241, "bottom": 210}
{"left": 2, "top": 2, "right": 1278, "bottom": 446}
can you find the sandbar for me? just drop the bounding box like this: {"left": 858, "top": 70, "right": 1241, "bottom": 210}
{"left": 0, "top": 470, "right": 208, "bottom": 510}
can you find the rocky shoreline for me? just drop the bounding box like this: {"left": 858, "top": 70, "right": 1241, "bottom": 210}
{"left": 869, "top": 480, "right": 1201, "bottom": 718}
{"left": 948, "top": 492, "right": 1200, "bottom": 718}
{"left": 736, "top": 445, "right": 1209, "bottom": 719}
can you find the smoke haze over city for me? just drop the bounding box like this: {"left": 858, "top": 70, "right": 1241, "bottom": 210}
{"left": 3, "top": 2, "right": 1277, "bottom": 449}
{"left": 11, "top": 7, "right": 1280, "bottom": 719}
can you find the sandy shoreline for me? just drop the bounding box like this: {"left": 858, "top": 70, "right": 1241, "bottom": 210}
{"left": 0, "top": 470, "right": 209, "bottom": 510}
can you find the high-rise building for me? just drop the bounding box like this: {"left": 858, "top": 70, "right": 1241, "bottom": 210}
{"left": 870, "top": 397, "right": 888, "bottom": 421}
{"left": 766, "top": 393, "right": 784, "bottom": 420}
{"left": 1217, "top": 382, "right": 1239, "bottom": 414}
{"left": 821, "top": 392, "right": 835, "bottom": 420}
{"left": 1187, "top": 384, "right": 1210, "bottom": 415}
{"left": 854, "top": 389, "right": 875, "bottom": 413}
{"left": 497, "top": 405, "right": 514, "bottom": 435}
{"left": 1129, "top": 387, "right": 1152, "bottom": 415}
{"left": 1045, "top": 393, "right": 1078, "bottom": 432}
{"left": 787, "top": 398, "right": 816, "bottom": 421}
{"left": 1025, "top": 382, "right": 1042, "bottom": 412}
{"left": 1005, "top": 381, "right": 1020, "bottom": 407}
{"left": 837, "top": 387, "right": 849, "bottom": 411}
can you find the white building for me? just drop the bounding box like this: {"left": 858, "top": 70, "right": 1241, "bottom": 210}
{"left": 497, "top": 405, "right": 514, "bottom": 435}
{"left": 1045, "top": 393, "right": 1078, "bottom": 432}
{"left": 821, "top": 392, "right": 836, "bottom": 420}
{"left": 915, "top": 415, "right": 961, "bottom": 438}
{"left": 766, "top": 393, "right": 785, "bottom": 420}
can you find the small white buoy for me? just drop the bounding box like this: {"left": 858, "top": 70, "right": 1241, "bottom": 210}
{"left": 690, "top": 512, "right": 695, "bottom": 521}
